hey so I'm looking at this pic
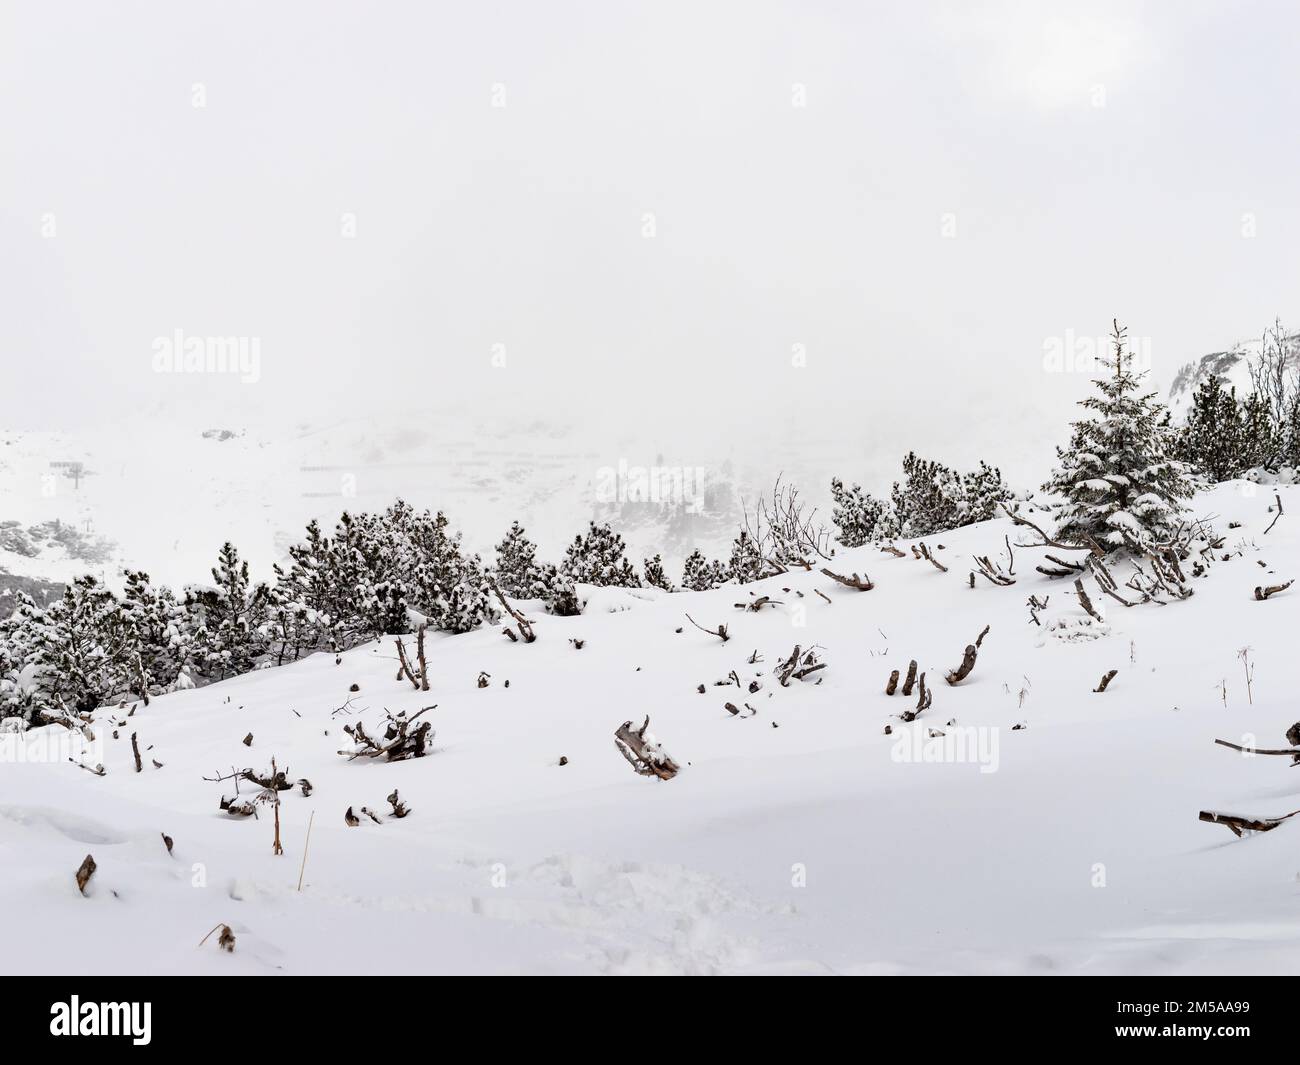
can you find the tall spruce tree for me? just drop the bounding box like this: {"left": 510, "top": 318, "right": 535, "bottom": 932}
{"left": 1043, "top": 320, "right": 1196, "bottom": 551}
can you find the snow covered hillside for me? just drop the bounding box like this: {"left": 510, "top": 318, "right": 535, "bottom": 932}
{"left": 3, "top": 481, "right": 1298, "bottom": 975}
{"left": 1167, "top": 326, "right": 1300, "bottom": 423}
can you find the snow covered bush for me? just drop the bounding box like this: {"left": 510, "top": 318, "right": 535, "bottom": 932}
{"left": 682, "top": 549, "right": 727, "bottom": 591}
{"left": 889, "top": 453, "right": 1010, "bottom": 537}
{"left": 493, "top": 521, "right": 544, "bottom": 599}
{"left": 120, "top": 569, "right": 190, "bottom": 690}
{"left": 643, "top": 554, "right": 675, "bottom": 591}
{"left": 0, "top": 592, "right": 43, "bottom": 722}
{"left": 30, "top": 575, "right": 142, "bottom": 716}
{"left": 562, "top": 522, "right": 641, "bottom": 588}
{"left": 1042, "top": 320, "right": 1196, "bottom": 552}
{"left": 1179, "top": 374, "right": 1246, "bottom": 482}
{"left": 269, "top": 518, "right": 346, "bottom": 659}
{"left": 184, "top": 542, "right": 270, "bottom": 681}
{"left": 535, "top": 563, "right": 582, "bottom": 616}
{"left": 829, "top": 478, "right": 893, "bottom": 546}
{"left": 726, "top": 530, "right": 768, "bottom": 584}
{"left": 312, "top": 504, "right": 497, "bottom": 639}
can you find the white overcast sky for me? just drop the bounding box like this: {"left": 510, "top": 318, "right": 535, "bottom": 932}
{"left": 2, "top": 0, "right": 1298, "bottom": 480}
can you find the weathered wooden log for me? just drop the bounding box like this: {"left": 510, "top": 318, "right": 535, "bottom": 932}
{"left": 1199, "top": 808, "right": 1300, "bottom": 837}
{"left": 1094, "top": 669, "right": 1118, "bottom": 693}
{"left": 614, "top": 716, "right": 680, "bottom": 780}
{"left": 1254, "top": 579, "right": 1294, "bottom": 601}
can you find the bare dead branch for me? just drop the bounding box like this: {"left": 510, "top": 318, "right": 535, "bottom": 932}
{"left": 916, "top": 542, "right": 947, "bottom": 572}
{"left": 1264, "top": 493, "right": 1284, "bottom": 535}
{"left": 1199, "top": 808, "right": 1300, "bottom": 837}
{"left": 1073, "top": 578, "right": 1104, "bottom": 623}
{"left": 820, "top": 567, "right": 874, "bottom": 591}
{"left": 684, "top": 613, "right": 729, "bottom": 643}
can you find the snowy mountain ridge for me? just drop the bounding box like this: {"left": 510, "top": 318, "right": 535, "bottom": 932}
{"left": 1167, "top": 327, "right": 1300, "bottom": 422}
{"left": 4, "top": 481, "right": 1298, "bottom": 974}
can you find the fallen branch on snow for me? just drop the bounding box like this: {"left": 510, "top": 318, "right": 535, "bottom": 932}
{"left": 1254, "top": 579, "right": 1293, "bottom": 601}
{"left": 614, "top": 717, "right": 680, "bottom": 780}
{"left": 1199, "top": 808, "right": 1300, "bottom": 837}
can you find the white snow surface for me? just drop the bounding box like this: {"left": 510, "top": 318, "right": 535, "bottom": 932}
{"left": 3, "top": 482, "right": 1300, "bottom": 975}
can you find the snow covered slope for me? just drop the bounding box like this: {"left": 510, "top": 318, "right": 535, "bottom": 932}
{"left": 3, "top": 482, "right": 1299, "bottom": 975}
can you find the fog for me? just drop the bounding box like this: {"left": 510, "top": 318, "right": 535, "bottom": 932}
{"left": 4, "top": 0, "right": 1300, "bottom": 489}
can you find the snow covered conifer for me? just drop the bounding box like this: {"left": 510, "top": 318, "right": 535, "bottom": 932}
{"left": 1181, "top": 374, "right": 1245, "bottom": 482}
{"left": 269, "top": 518, "right": 343, "bottom": 658}
{"left": 956, "top": 461, "right": 1012, "bottom": 524}
{"left": 432, "top": 553, "right": 497, "bottom": 634}
{"left": 0, "top": 592, "right": 44, "bottom": 723}
{"left": 186, "top": 542, "right": 269, "bottom": 680}
{"left": 682, "top": 549, "right": 727, "bottom": 591}
{"left": 1239, "top": 391, "right": 1281, "bottom": 472}
{"left": 31, "top": 575, "right": 139, "bottom": 715}
{"left": 1042, "top": 320, "right": 1196, "bottom": 551}
{"left": 120, "top": 569, "right": 189, "bottom": 691}
{"left": 890, "top": 453, "right": 962, "bottom": 536}
{"left": 887, "top": 454, "right": 1009, "bottom": 536}
{"left": 829, "top": 478, "right": 890, "bottom": 547}
{"left": 1282, "top": 393, "right": 1300, "bottom": 470}
{"left": 536, "top": 563, "right": 582, "bottom": 616}
{"left": 562, "top": 522, "right": 641, "bottom": 588}
{"left": 494, "top": 521, "right": 542, "bottom": 598}
{"left": 726, "top": 530, "right": 767, "bottom": 584}
{"left": 643, "top": 554, "right": 675, "bottom": 591}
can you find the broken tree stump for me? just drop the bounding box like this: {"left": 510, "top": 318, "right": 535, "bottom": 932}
{"left": 75, "top": 854, "right": 96, "bottom": 895}
{"left": 901, "top": 659, "right": 918, "bottom": 697}
{"left": 1094, "top": 669, "right": 1118, "bottom": 693}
